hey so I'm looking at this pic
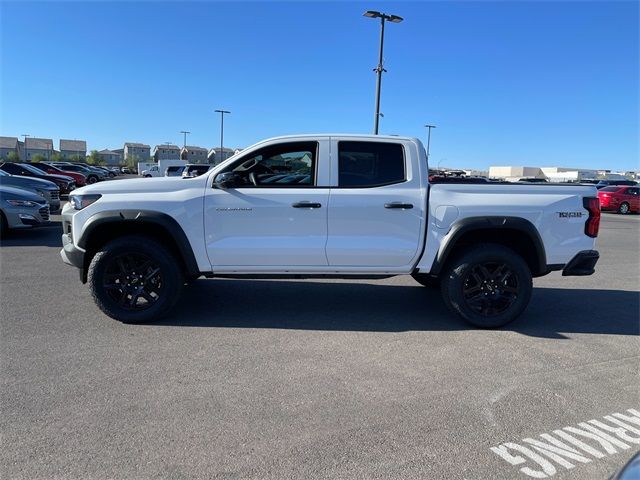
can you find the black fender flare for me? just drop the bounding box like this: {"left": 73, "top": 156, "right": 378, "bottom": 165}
{"left": 77, "top": 210, "right": 200, "bottom": 278}
{"left": 428, "top": 216, "right": 547, "bottom": 276}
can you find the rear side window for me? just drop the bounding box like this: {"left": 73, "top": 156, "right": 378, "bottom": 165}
{"left": 338, "top": 141, "right": 405, "bottom": 187}
{"left": 600, "top": 186, "right": 622, "bottom": 192}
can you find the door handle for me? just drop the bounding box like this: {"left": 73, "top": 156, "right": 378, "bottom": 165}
{"left": 292, "top": 202, "right": 322, "bottom": 209}
{"left": 384, "top": 202, "right": 414, "bottom": 209}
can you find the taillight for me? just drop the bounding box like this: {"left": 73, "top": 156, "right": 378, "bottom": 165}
{"left": 583, "top": 197, "right": 600, "bottom": 238}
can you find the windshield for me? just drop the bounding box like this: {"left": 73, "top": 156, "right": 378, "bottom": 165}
{"left": 20, "top": 163, "right": 46, "bottom": 175}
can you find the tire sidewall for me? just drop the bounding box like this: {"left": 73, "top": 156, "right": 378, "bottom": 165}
{"left": 441, "top": 245, "right": 532, "bottom": 328}
{"left": 87, "top": 236, "right": 183, "bottom": 323}
{"left": 619, "top": 202, "right": 630, "bottom": 214}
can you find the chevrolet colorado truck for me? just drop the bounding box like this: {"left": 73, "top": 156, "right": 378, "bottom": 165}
{"left": 60, "top": 134, "right": 600, "bottom": 327}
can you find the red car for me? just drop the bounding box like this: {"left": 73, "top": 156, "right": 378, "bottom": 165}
{"left": 26, "top": 162, "right": 87, "bottom": 187}
{"left": 598, "top": 186, "right": 639, "bottom": 214}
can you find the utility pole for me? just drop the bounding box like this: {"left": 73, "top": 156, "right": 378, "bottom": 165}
{"left": 21, "top": 134, "right": 30, "bottom": 161}
{"left": 214, "top": 109, "right": 230, "bottom": 163}
{"left": 424, "top": 124, "right": 436, "bottom": 162}
{"left": 363, "top": 10, "right": 403, "bottom": 135}
{"left": 179, "top": 130, "right": 190, "bottom": 148}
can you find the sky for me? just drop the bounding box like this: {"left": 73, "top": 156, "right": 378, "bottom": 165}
{"left": 1, "top": 1, "right": 638, "bottom": 171}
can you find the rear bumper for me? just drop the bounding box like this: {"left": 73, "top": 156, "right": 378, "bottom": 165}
{"left": 562, "top": 250, "right": 599, "bottom": 276}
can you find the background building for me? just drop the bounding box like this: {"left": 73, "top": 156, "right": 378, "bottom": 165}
{"left": 0, "top": 136, "right": 19, "bottom": 159}
{"left": 59, "top": 139, "right": 87, "bottom": 160}
{"left": 24, "top": 137, "right": 54, "bottom": 161}
{"left": 207, "top": 147, "right": 239, "bottom": 165}
{"left": 97, "top": 149, "right": 122, "bottom": 166}
{"left": 124, "top": 142, "right": 151, "bottom": 162}
{"left": 153, "top": 144, "right": 181, "bottom": 161}
{"left": 181, "top": 146, "right": 208, "bottom": 164}
{"left": 489, "top": 166, "right": 546, "bottom": 181}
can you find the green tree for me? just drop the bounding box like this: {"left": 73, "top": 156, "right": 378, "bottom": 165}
{"left": 50, "top": 153, "right": 64, "bottom": 162}
{"left": 126, "top": 154, "right": 141, "bottom": 172}
{"left": 31, "top": 154, "right": 46, "bottom": 163}
{"left": 86, "top": 150, "right": 105, "bottom": 166}
{"left": 69, "top": 154, "right": 85, "bottom": 163}
{"left": 6, "top": 151, "right": 20, "bottom": 162}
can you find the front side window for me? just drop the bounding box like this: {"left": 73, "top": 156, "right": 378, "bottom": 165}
{"left": 338, "top": 141, "right": 405, "bottom": 187}
{"left": 218, "top": 141, "right": 317, "bottom": 187}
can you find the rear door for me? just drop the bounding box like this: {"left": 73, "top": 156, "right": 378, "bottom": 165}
{"left": 326, "top": 138, "right": 425, "bottom": 268}
{"left": 204, "top": 139, "right": 330, "bottom": 269}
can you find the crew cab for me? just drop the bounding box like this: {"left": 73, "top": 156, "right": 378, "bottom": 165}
{"left": 60, "top": 134, "right": 600, "bottom": 327}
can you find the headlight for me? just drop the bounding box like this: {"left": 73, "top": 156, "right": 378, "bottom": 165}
{"left": 6, "top": 199, "right": 38, "bottom": 207}
{"left": 70, "top": 194, "right": 102, "bottom": 210}
{"left": 36, "top": 189, "right": 46, "bottom": 197}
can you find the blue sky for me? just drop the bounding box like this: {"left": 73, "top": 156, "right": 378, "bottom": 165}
{"left": 1, "top": 1, "right": 638, "bottom": 170}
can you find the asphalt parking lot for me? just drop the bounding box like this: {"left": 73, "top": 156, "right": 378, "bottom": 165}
{"left": 1, "top": 207, "right": 638, "bottom": 479}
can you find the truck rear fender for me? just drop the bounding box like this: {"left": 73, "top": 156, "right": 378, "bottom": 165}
{"left": 421, "top": 216, "right": 549, "bottom": 277}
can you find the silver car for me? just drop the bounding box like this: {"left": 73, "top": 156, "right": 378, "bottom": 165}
{"left": 0, "top": 169, "right": 61, "bottom": 213}
{"left": 0, "top": 185, "right": 50, "bottom": 234}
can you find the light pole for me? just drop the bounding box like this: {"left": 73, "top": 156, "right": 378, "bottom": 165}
{"left": 363, "top": 10, "right": 403, "bottom": 135}
{"left": 179, "top": 130, "right": 190, "bottom": 148}
{"left": 424, "top": 124, "right": 436, "bottom": 161}
{"left": 21, "top": 134, "right": 30, "bottom": 161}
{"left": 214, "top": 109, "right": 230, "bottom": 163}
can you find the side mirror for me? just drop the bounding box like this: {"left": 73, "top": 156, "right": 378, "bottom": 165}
{"left": 214, "top": 172, "right": 241, "bottom": 189}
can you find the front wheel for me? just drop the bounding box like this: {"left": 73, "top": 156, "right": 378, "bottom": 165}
{"left": 87, "top": 175, "right": 98, "bottom": 184}
{"left": 440, "top": 244, "right": 532, "bottom": 328}
{"left": 87, "top": 235, "right": 184, "bottom": 323}
{"left": 618, "top": 202, "right": 630, "bottom": 214}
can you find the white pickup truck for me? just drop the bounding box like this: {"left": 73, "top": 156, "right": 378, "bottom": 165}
{"left": 60, "top": 134, "right": 600, "bottom": 327}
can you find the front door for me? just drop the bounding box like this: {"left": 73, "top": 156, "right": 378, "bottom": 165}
{"left": 204, "top": 139, "right": 330, "bottom": 269}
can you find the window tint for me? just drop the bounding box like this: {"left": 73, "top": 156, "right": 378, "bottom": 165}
{"left": 600, "top": 186, "right": 622, "bottom": 192}
{"left": 626, "top": 188, "right": 638, "bottom": 195}
{"left": 338, "top": 141, "right": 405, "bottom": 187}
{"left": 222, "top": 141, "right": 317, "bottom": 187}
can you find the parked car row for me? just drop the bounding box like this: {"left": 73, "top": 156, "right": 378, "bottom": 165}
{"left": 0, "top": 161, "right": 128, "bottom": 236}
{"left": 598, "top": 186, "right": 640, "bottom": 214}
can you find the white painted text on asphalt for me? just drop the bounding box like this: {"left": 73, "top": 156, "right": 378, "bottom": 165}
{"left": 491, "top": 408, "right": 640, "bottom": 478}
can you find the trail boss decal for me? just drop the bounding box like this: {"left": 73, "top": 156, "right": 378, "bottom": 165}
{"left": 557, "top": 211, "right": 584, "bottom": 218}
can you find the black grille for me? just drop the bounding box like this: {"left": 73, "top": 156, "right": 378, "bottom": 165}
{"left": 39, "top": 206, "right": 50, "bottom": 221}
{"left": 50, "top": 191, "right": 60, "bottom": 200}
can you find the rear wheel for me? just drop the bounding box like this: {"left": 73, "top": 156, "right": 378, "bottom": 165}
{"left": 87, "top": 235, "right": 184, "bottom": 323}
{"left": 441, "top": 244, "right": 532, "bottom": 328}
{"left": 618, "top": 202, "right": 630, "bottom": 214}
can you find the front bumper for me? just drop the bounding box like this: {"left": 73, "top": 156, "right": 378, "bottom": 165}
{"left": 562, "top": 250, "right": 599, "bottom": 276}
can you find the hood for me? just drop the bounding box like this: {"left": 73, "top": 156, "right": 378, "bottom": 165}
{"left": 72, "top": 175, "right": 208, "bottom": 195}
{"left": 44, "top": 173, "right": 75, "bottom": 183}
{"left": 0, "top": 185, "right": 46, "bottom": 202}
{"left": 0, "top": 175, "right": 58, "bottom": 190}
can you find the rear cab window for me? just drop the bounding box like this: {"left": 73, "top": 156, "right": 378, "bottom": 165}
{"left": 337, "top": 141, "right": 405, "bottom": 188}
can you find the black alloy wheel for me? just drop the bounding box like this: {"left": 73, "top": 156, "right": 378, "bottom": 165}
{"left": 440, "top": 243, "right": 532, "bottom": 328}
{"left": 461, "top": 262, "right": 519, "bottom": 316}
{"left": 102, "top": 253, "right": 163, "bottom": 311}
{"left": 87, "top": 235, "right": 183, "bottom": 323}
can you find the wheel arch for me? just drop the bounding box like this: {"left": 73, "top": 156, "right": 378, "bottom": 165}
{"left": 77, "top": 210, "right": 200, "bottom": 283}
{"left": 429, "top": 217, "right": 548, "bottom": 277}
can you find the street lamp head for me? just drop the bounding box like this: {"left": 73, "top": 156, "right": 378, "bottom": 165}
{"left": 215, "top": 109, "right": 231, "bottom": 114}
{"left": 424, "top": 124, "right": 437, "bottom": 129}
{"left": 363, "top": 10, "right": 382, "bottom": 18}
{"left": 388, "top": 15, "right": 403, "bottom": 23}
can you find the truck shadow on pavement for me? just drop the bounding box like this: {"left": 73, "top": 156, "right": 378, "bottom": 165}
{"left": 158, "top": 279, "right": 639, "bottom": 339}
{"left": 0, "top": 222, "right": 61, "bottom": 247}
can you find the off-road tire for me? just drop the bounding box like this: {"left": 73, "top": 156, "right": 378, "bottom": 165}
{"left": 440, "top": 243, "right": 532, "bottom": 328}
{"left": 411, "top": 272, "right": 440, "bottom": 289}
{"left": 87, "top": 235, "right": 184, "bottom": 323}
